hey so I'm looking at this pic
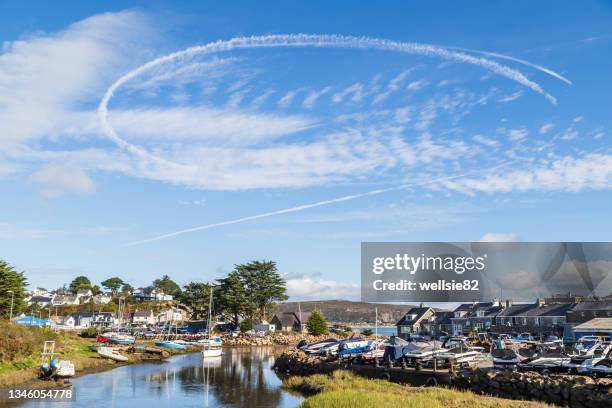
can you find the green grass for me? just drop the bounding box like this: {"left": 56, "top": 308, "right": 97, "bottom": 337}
{"left": 284, "top": 371, "right": 552, "bottom": 408}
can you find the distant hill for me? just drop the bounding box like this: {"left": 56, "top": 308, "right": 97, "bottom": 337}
{"left": 277, "top": 300, "right": 418, "bottom": 325}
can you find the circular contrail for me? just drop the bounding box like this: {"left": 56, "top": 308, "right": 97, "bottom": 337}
{"left": 95, "top": 35, "right": 568, "bottom": 245}
{"left": 98, "top": 34, "right": 565, "bottom": 160}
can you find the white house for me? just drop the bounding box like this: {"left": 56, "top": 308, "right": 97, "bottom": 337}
{"left": 92, "top": 293, "right": 112, "bottom": 305}
{"left": 60, "top": 315, "right": 76, "bottom": 328}
{"left": 52, "top": 294, "right": 80, "bottom": 306}
{"left": 28, "top": 295, "right": 54, "bottom": 308}
{"left": 157, "top": 308, "right": 187, "bottom": 324}
{"left": 31, "top": 287, "right": 52, "bottom": 297}
{"left": 133, "top": 310, "right": 156, "bottom": 326}
{"left": 76, "top": 289, "right": 93, "bottom": 303}
{"left": 151, "top": 289, "right": 173, "bottom": 301}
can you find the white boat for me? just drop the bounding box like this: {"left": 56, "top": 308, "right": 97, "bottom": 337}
{"left": 54, "top": 360, "right": 76, "bottom": 377}
{"left": 436, "top": 345, "right": 487, "bottom": 366}
{"left": 316, "top": 337, "right": 369, "bottom": 356}
{"left": 201, "top": 290, "right": 223, "bottom": 358}
{"left": 98, "top": 346, "right": 129, "bottom": 362}
{"left": 301, "top": 339, "right": 338, "bottom": 354}
{"left": 572, "top": 343, "right": 611, "bottom": 373}
{"left": 517, "top": 348, "right": 570, "bottom": 372}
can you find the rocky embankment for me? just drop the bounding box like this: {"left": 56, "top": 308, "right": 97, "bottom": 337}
{"left": 273, "top": 349, "right": 331, "bottom": 375}
{"left": 223, "top": 333, "right": 331, "bottom": 347}
{"left": 452, "top": 369, "right": 612, "bottom": 408}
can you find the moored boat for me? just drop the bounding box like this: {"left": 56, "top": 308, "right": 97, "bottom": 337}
{"left": 155, "top": 341, "right": 187, "bottom": 350}
{"left": 98, "top": 346, "right": 129, "bottom": 362}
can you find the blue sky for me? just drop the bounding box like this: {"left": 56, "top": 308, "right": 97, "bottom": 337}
{"left": 1, "top": 1, "right": 611, "bottom": 300}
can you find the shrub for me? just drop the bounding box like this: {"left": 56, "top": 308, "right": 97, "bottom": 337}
{"left": 306, "top": 310, "right": 328, "bottom": 336}
{"left": 80, "top": 326, "right": 100, "bottom": 338}
{"left": 240, "top": 319, "right": 253, "bottom": 332}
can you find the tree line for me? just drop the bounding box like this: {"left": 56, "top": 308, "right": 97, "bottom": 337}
{"left": 1, "top": 259, "right": 288, "bottom": 327}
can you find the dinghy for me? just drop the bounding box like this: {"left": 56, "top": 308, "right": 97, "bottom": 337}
{"left": 98, "top": 346, "right": 129, "bottom": 362}
{"left": 155, "top": 341, "right": 187, "bottom": 350}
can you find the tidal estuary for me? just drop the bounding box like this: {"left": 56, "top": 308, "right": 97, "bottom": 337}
{"left": 20, "top": 348, "right": 303, "bottom": 408}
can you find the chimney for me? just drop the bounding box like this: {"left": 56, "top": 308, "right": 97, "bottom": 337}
{"left": 505, "top": 299, "right": 513, "bottom": 308}
{"left": 536, "top": 298, "right": 545, "bottom": 306}
{"left": 420, "top": 302, "right": 424, "bottom": 308}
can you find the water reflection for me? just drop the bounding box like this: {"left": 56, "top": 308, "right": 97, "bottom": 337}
{"left": 21, "top": 348, "right": 302, "bottom": 408}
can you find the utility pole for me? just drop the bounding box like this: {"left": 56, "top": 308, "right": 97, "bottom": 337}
{"left": 7, "top": 290, "right": 14, "bottom": 322}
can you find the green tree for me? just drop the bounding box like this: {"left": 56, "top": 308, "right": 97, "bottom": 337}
{"left": 121, "top": 283, "right": 134, "bottom": 294}
{"left": 0, "top": 260, "right": 28, "bottom": 319}
{"left": 306, "top": 310, "right": 329, "bottom": 336}
{"left": 240, "top": 318, "right": 253, "bottom": 332}
{"left": 101, "top": 277, "right": 124, "bottom": 295}
{"left": 237, "top": 260, "right": 288, "bottom": 320}
{"left": 152, "top": 275, "right": 181, "bottom": 297}
{"left": 91, "top": 285, "right": 102, "bottom": 295}
{"left": 216, "top": 271, "right": 247, "bottom": 328}
{"left": 69, "top": 276, "right": 91, "bottom": 293}
{"left": 361, "top": 328, "right": 374, "bottom": 337}
{"left": 180, "top": 282, "right": 216, "bottom": 320}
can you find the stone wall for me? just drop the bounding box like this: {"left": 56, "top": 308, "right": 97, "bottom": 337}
{"left": 452, "top": 369, "right": 612, "bottom": 408}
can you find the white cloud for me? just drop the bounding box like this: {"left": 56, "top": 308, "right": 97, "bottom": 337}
{"left": 507, "top": 128, "right": 529, "bottom": 141}
{"left": 0, "top": 11, "right": 155, "bottom": 148}
{"left": 442, "top": 153, "right": 612, "bottom": 193}
{"left": 303, "top": 86, "right": 331, "bottom": 108}
{"left": 497, "top": 90, "right": 523, "bottom": 103}
{"left": 285, "top": 273, "right": 359, "bottom": 300}
{"left": 30, "top": 164, "right": 94, "bottom": 197}
{"left": 472, "top": 134, "right": 498, "bottom": 147}
{"left": 406, "top": 80, "right": 428, "bottom": 90}
{"left": 107, "top": 107, "right": 316, "bottom": 146}
{"left": 539, "top": 123, "right": 554, "bottom": 134}
{"left": 478, "top": 233, "right": 520, "bottom": 242}
{"left": 331, "top": 83, "right": 364, "bottom": 104}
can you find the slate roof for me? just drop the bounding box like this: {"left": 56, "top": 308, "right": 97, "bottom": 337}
{"left": 522, "top": 303, "right": 573, "bottom": 317}
{"left": 570, "top": 301, "right": 612, "bottom": 311}
{"left": 433, "top": 311, "right": 454, "bottom": 325}
{"left": 29, "top": 296, "right": 53, "bottom": 303}
{"left": 496, "top": 303, "right": 539, "bottom": 317}
{"left": 574, "top": 317, "right": 612, "bottom": 331}
{"left": 397, "top": 307, "right": 432, "bottom": 326}
{"left": 273, "top": 313, "right": 298, "bottom": 327}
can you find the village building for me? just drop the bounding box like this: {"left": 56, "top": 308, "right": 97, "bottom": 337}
{"left": 271, "top": 311, "right": 310, "bottom": 332}
{"left": 28, "top": 295, "right": 54, "bottom": 308}
{"left": 396, "top": 306, "right": 435, "bottom": 339}
{"left": 69, "top": 312, "right": 114, "bottom": 328}
{"left": 572, "top": 317, "right": 612, "bottom": 340}
{"left": 132, "top": 310, "right": 156, "bottom": 326}
{"left": 92, "top": 293, "right": 113, "bottom": 304}
{"left": 450, "top": 302, "right": 503, "bottom": 335}
{"left": 157, "top": 308, "right": 188, "bottom": 324}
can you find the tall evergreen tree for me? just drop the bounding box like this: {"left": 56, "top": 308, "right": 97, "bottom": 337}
{"left": 216, "top": 271, "right": 247, "bottom": 328}
{"left": 180, "top": 282, "right": 216, "bottom": 320}
{"left": 237, "top": 260, "right": 288, "bottom": 320}
{"left": 69, "top": 275, "right": 91, "bottom": 293}
{"left": 0, "top": 260, "right": 27, "bottom": 319}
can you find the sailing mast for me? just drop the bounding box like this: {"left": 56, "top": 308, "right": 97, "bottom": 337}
{"left": 298, "top": 302, "right": 304, "bottom": 337}
{"left": 207, "top": 289, "right": 213, "bottom": 339}
{"left": 375, "top": 307, "right": 378, "bottom": 341}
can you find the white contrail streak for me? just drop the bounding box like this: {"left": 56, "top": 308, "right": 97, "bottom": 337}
{"left": 125, "top": 167, "right": 504, "bottom": 246}
{"left": 444, "top": 45, "right": 572, "bottom": 85}
{"left": 98, "top": 34, "right": 564, "bottom": 159}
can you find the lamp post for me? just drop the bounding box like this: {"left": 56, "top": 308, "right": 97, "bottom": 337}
{"left": 7, "top": 290, "right": 14, "bottom": 322}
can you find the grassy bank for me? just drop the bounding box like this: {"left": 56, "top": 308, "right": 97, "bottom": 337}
{"left": 0, "top": 322, "right": 185, "bottom": 388}
{"left": 284, "top": 371, "right": 552, "bottom": 408}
